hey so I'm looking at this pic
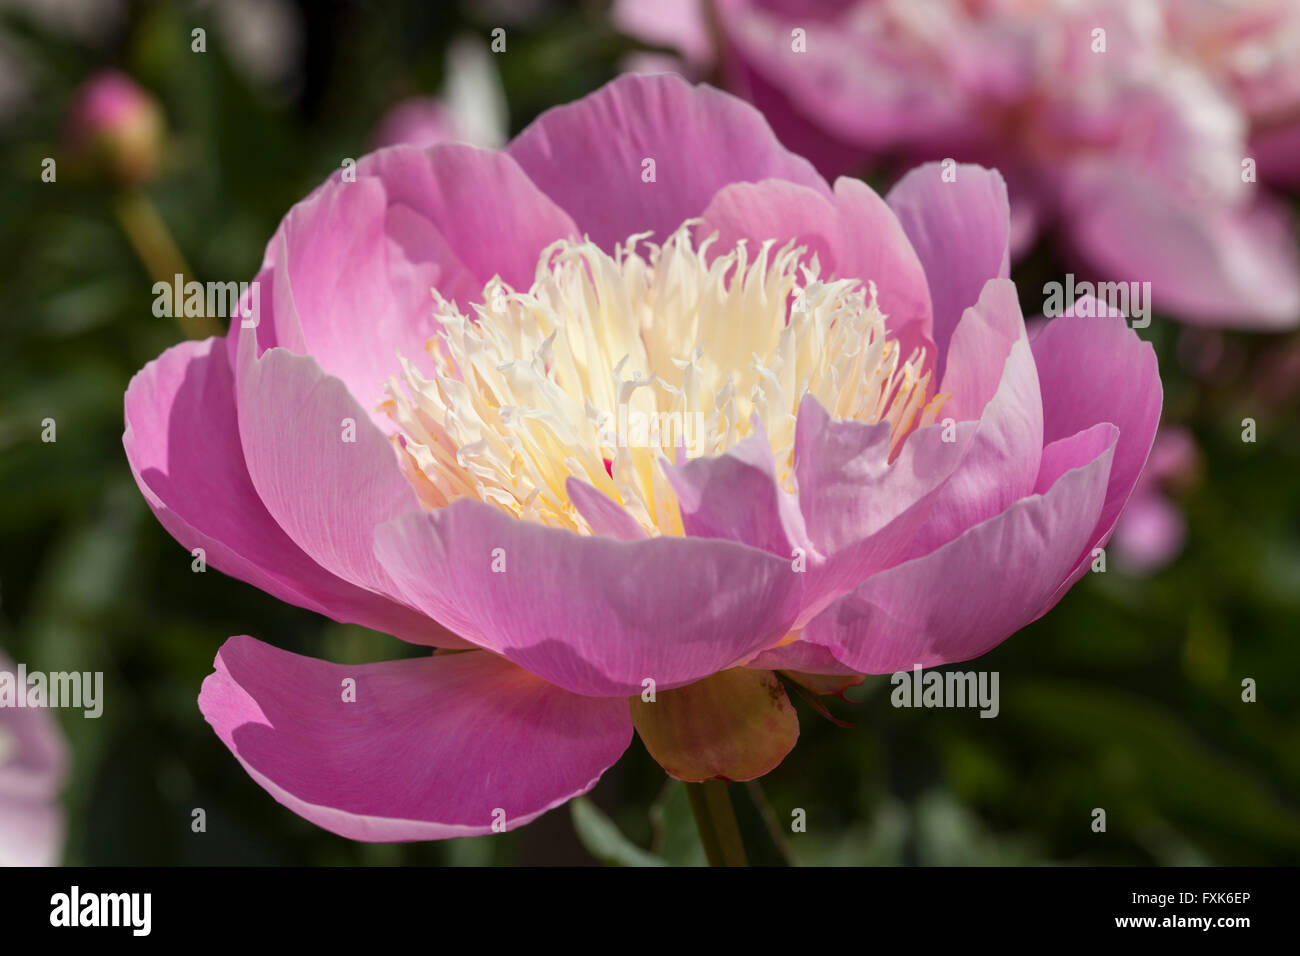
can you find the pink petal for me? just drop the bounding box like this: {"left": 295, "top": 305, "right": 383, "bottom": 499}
{"left": 234, "top": 336, "right": 441, "bottom": 618}
{"left": 1062, "top": 165, "right": 1300, "bottom": 329}
{"left": 234, "top": 144, "right": 580, "bottom": 418}
{"left": 199, "top": 637, "right": 632, "bottom": 841}
{"left": 902, "top": 278, "right": 1043, "bottom": 558}
{"left": 124, "top": 338, "right": 461, "bottom": 646}
{"left": 745, "top": 639, "right": 860, "bottom": 677}
{"left": 662, "top": 427, "right": 808, "bottom": 558}
{"left": 1031, "top": 310, "right": 1162, "bottom": 560}
{"left": 374, "top": 500, "right": 806, "bottom": 697}
{"left": 507, "top": 73, "right": 830, "bottom": 250}
{"left": 802, "top": 432, "right": 1116, "bottom": 673}
{"left": 565, "top": 478, "right": 647, "bottom": 541}
{"left": 886, "top": 163, "right": 1012, "bottom": 377}
{"left": 790, "top": 397, "right": 968, "bottom": 622}
{"left": 696, "top": 176, "right": 935, "bottom": 364}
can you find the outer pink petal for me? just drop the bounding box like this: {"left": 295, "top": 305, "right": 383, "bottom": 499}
{"left": 696, "top": 176, "right": 935, "bottom": 364}
{"left": 901, "top": 278, "right": 1043, "bottom": 558}
{"left": 233, "top": 336, "right": 431, "bottom": 612}
{"left": 373, "top": 499, "right": 806, "bottom": 697}
{"left": 789, "top": 397, "right": 970, "bottom": 624}
{"left": 232, "top": 144, "right": 580, "bottom": 417}
{"left": 886, "top": 163, "right": 1012, "bottom": 377}
{"left": 199, "top": 637, "right": 632, "bottom": 841}
{"left": 1030, "top": 309, "right": 1163, "bottom": 582}
{"left": 507, "top": 73, "right": 830, "bottom": 250}
{"left": 802, "top": 434, "right": 1116, "bottom": 673}
{"left": 124, "top": 338, "right": 460, "bottom": 646}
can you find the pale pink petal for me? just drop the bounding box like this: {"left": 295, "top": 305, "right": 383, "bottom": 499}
{"left": 662, "top": 427, "right": 808, "bottom": 558}
{"left": 565, "top": 478, "right": 648, "bottom": 541}
{"left": 374, "top": 500, "right": 806, "bottom": 697}
{"left": 886, "top": 163, "right": 1012, "bottom": 377}
{"left": 802, "top": 434, "right": 1115, "bottom": 673}
{"left": 902, "top": 278, "right": 1043, "bottom": 557}
{"left": 234, "top": 337, "right": 436, "bottom": 616}
{"left": 507, "top": 73, "right": 830, "bottom": 250}
{"left": 1031, "top": 309, "right": 1163, "bottom": 558}
{"left": 236, "top": 144, "right": 579, "bottom": 418}
{"left": 696, "top": 176, "right": 935, "bottom": 363}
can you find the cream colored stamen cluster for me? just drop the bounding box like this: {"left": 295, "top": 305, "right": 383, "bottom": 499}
{"left": 382, "top": 222, "right": 941, "bottom": 536}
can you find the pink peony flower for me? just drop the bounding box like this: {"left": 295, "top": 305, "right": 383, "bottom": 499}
{"left": 0, "top": 653, "right": 68, "bottom": 866}
{"left": 615, "top": 0, "right": 1300, "bottom": 329}
{"left": 64, "top": 70, "right": 164, "bottom": 186}
{"left": 124, "top": 74, "right": 1160, "bottom": 841}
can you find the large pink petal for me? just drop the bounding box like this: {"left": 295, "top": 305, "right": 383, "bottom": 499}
{"left": 233, "top": 144, "right": 580, "bottom": 418}
{"left": 697, "top": 176, "right": 935, "bottom": 364}
{"left": 886, "top": 163, "right": 1012, "bottom": 378}
{"left": 1030, "top": 309, "right": 1162, "bottom": 577}
{"left": 124, "top": 338, "right": 461, "bottom": 646}
{"left": 901, "top": 278, "right": 1043, "bottom": 558}
{"left": 789, "top": 397, "right": 970, "bottom": 624}
{"left": 802, "top": 432, "right": 1115, "bottom": 673}
{"left": 199, "top": 637, "right": 632, "bottom": 841}
{"left": 374, "top": 499, "right": 806, "bottom": 697}
{"left": 234, "top": 336, "right": 458, "bottom": 633}
{"left": 507, "top": 73, "right": 830, "bottom": 250}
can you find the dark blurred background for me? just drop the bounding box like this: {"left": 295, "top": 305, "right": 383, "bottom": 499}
{"left": 1, "top": 0, "right": 1298, "bottom": 865}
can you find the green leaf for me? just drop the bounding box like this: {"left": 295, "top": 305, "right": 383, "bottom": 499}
{"left": 570, "top": 798, "right": 666, "bottom": 867}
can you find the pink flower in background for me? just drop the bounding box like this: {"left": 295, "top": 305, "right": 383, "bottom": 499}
{"left": 370, "top": 37, "right": 508, "bottom": 150}
{"left": 64, "top": 69, "right": 164, "bottom": 186}
{"left": 0, "top": 653, "right": 67, "bottom": 866}
{"left": 615, "top": 0, "right": 1300, "bottom": 329}
{"left": 1160, "top": 0, "right": 1300, "bottom": 189}
{"left": 124, "top": 74, "right": 1160, "bottom": 841}
{"left": 1112, "top": 427, "right": 1201, "bottom": 574}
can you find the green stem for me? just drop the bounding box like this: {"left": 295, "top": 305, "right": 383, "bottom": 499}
{"left": 686, "top": 781, "right": 748, "bottom": 867}
{"left": 114, "top": 190, "right": 220, "bottom": 340}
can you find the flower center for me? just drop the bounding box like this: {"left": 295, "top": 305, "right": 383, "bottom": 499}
{"left": 383, "top": 222, "right": 940, "bottom": 536}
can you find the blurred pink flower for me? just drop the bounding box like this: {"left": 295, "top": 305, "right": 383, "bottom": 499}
{"left": 1159, "top": 0, "right": 1300, "bottom": 188}
{"left": 124, "top": 74, "right": 1159, "bottom": 841}
{"left": 1112, "top": 427, "right": 1201, "bottom": 573}
{"left": 371, "top": 98, "right": 459, "bottom": 151}
{"left": 0, "top": 653, "right": 67, "bottom": 866}
{"left": 616, "top": 0, "right": 1300, "bottom": 329}
{"left": 63, "top": 69, "right": 164, "bottom": 186}
{"left": 370, "top": 37, "right": 507, "bottom": 150}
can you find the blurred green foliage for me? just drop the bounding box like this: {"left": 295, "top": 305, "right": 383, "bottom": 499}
{"left": 0, "top": 0, "right": 1297, "bottom": 865}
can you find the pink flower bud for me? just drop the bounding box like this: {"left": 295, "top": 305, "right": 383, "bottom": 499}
{"left": 64, "top": 70, "right": 164, "bottom": 186}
